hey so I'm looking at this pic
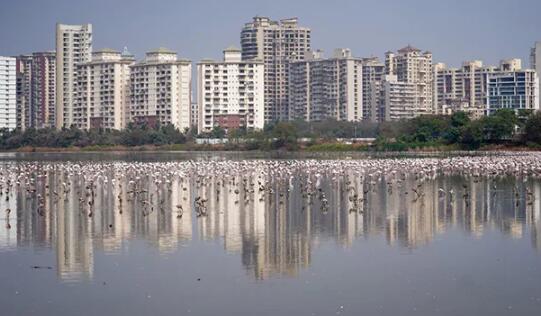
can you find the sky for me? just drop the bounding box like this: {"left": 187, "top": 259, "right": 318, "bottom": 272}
{"left": 0, "top": 0, "right": 540, "bottom": 68}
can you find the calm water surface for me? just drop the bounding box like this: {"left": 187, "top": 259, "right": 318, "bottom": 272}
{"left": 1, "top": 152, "right": 541, "bottom": 316}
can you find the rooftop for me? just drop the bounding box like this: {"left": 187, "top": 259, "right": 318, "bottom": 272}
{"left": 147, "top": 47, "right": 176, "bottom": 54}
{"left": 94, "top": 48, "right": 119, "bottom": 54}
{"left": 398, "top": 45, "right": 421, "bottom": 53}
{"left": 223, "top": 45, "right": 241, "bottom": 53}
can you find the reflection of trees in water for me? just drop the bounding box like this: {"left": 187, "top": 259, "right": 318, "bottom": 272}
{"left": 1, "top": 168, "right": 541, "bottom": 281}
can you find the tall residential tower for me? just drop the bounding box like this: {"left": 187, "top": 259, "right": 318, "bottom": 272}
{"left": 15, "top": 52, "right": 56, "bottom": 129}
{"left": 197, "top": 46, "right": 264, "bottom": 133}
{"left": 433, "top": 60, "right": 494, "bottom": 117}
{"left": 129, "top": 48, "right": 192, "bottom": 130}
{"left": 241, "top": 17, "right": 311, "bottom": 122}
{"left": 385, "top": 46, "right": 434, "bottom": 117}
{"left": 0, "top": 57, "right": 16, "bottom": 130}
{"left": 74, "top": 49, "right": 134, "bottom": 130}
{"left": 531, "top": 41, "right": 541, "bottom": 101}
{"left": 288, "top": 49, "right": 363, "bottom": 122}
{"left": 55, "top": 23, "right": 92, "bottom": 128}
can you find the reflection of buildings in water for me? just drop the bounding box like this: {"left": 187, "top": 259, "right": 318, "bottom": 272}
{"left": 372, "top": 176, "right": 537, "bottom": 248}
{"left": 0, "top": 189, "right": 17, "bottom": 250}
{"left": 6, "top": 163, "right": 541, "bottom": 282}
{"left": 56, "top": 173, "right": 94, "bottom": 281}
{"left": 197, "top": 171, "right": 313, "bottom": 280}
{"left": 15, "top": 173, "right": 54, "bottom": 249}
{"left": 380, "top": 177, "right": 439, "bottom": 248}
{"left": 4, "top": 170, "right": 200, "bottom": 281}
{"left": 530, "top": 182, "right": 541, "bottom": 250}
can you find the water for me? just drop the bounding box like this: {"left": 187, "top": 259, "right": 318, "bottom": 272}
{"left": 1, "top": 152, "right": 541, "bottom": 315}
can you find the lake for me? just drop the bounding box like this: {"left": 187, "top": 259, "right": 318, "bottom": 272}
{"left": 1, "top": 152, "right": 541, "bottom": 315}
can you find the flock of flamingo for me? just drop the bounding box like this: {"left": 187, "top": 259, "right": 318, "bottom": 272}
{"left": 1, "top": 152, "right": 541, "bottom": 227}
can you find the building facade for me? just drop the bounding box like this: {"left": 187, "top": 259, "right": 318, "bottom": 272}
{"left": 361, "top": 57, "right": 386, "bottom": 122}
{"left": 56, "top": 23, "right": 92, "bottom": 129}
{"left": 241, "top": 16, "right": 311, "bottom": 122}
{"left": 385, "top": 45, "right": 433, "bottom": 116}
{"left": 15, "top": 56, "right": 31, "bottom": 130}
{"left": 288, "top": 49, "right": 363, "bottom": 122}
{"left": 435, "top": 58, "right": 539, "bottom": 116}
{"left": 191, "top": 103, "right": 198, "bottom": 129}
{"left": 129, "top": 48, "right": 192, "bottom": 130}
{"left": 377, "top": 75, "right": 418, "bottom": 121}
{"left": 530, "top": 41, "right": 541, "bottom": 99}
{"left": 74, "top": 49, "right": 134, "bottom": 130}
{"left": 0, "top": 57, "right": 17, "bottom": 130}
{"left": 487, "top": 67, "right": 539, "bottom": 114}
{"left": 434, "top": 60, "right": 495, "bottom": 116}
{"left": 15, "top": 52, "right": 56, "bottom": 129}
{"left": 197, "top": 47, "right": 264, "bottom": 133}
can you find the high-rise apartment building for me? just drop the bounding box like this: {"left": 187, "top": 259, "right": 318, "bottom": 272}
{"left": 288, "top": 49, "right": 363, "bottom": 122}
{"left": 531, "top": 41, "right": 541, "bottom": 97}
{"left": 15, "top": 52, "right": 56, "bottom": 129}
{"left": 434, "top": 60, "right": 495, "bottom": 117}
{"left": 361, "top": 57, "right": 386, "bottom": 122}
{"left": 129, "top": 48, "right": 192, "bottom": 130}
{"left": 385, "top": 45, "right": 434, "bottom": 116}
{"left": 191, "top": 102, "right": 198, "bottom": 129}
{"left": 197, "top": 47, "right": 264, "bottom": 133}
{"left": 0, "top": 57, "right": 17, "bottom": 130}
{"left": 56, "top": 23, "right": 92, "bottom": 129}
{"left": 74, "top": 49, "right": 134, "bottom": 130}
{"left": 15, "top": 55, "right": 31, "bottom": 129}
{"left": 375, "top": 74, "right": 418, "bottom": 121}
{"left": 487, "top": 61, "right": 539, "bottom": 114}
{"left": 435, "top": 58, "right": 539, "bottom": 116}
{"left": 241, "top": 16, "right": 311, "bottom": 122}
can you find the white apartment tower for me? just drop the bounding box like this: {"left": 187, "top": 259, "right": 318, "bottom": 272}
{"left": 55, "top": 23, "right": 92, "bottom": 129}
{"left": 385, "top": 45, "right": 434, "bottom": 116}
{"left": 197, "top": 46, "right": 264, "bottom": 133}
{"left": 374, "top": 74, "right": 418, "bottom": 121}
{"left": 0, "top": 57, "right": 17, "bottom": 130}
{"left": 434, "top": 60, "right": 495, "bottom": 117}
{"left": 288, "top": 49, "right": 363, "bottom": 122}
{"left": 531, "top": 41, "right": 541, "bottom": 99}
{"left": 74, "top": 49, "right": 134, "bottom": 130}
{"left": 15, "top": 52, "right": 56, "bottom": 129}
{"left": 241, "top": 16, "right": 311, "bottom": 122}
{"left": 129, "top": 48, "right": 192, "bottom": 130}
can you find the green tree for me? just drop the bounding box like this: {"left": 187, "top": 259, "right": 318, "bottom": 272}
{"left": 523, "top": 111, "right": 541, "bottom": 144}
{"left": 210, "top": 126, "right": 226, "bottom": 138}
{"left": 460, "top": 121, "right": 484, "bottom": 149}
{"left": 482, "top": 109, "right": 518, "bottom": 141}
{"left": 271, "top": 122, "right": 298, "bottom": 149}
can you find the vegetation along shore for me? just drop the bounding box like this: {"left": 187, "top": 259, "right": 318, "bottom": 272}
{"left": 1, "top": 109, "right": 540, "bottom": 153}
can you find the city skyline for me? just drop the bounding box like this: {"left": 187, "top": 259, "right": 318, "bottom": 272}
{"left": 1, "top": 0, "right": 540, "bottom": 67}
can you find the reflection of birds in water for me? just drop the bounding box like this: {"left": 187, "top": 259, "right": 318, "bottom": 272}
{"left": 195, "top": 197, "right": 208, "bottom": 217}
{"left": 4, "top": 208, "right": 11, "bottom": 229}
{"left": 0, "top": 154, "right": 540, "bottom": 243}
{"left": 176, "top": 204, "right": 183, "bottom": 219}
{"left": 526, "top": 187, "right": 535, "bottom": 205}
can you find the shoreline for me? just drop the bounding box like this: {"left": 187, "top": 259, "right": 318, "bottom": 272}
{"left": 2, "top": 144, "right": 539, "bottom": 154}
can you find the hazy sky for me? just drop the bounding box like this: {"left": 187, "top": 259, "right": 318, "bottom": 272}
{"left": 1, "top": 0, "right": 540, "bottom": 67}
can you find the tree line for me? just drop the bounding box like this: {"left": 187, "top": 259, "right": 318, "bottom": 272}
{"left": 374, "top": 109, "right": 541, "bottom": 150}
{"left": 1, "top": 109, "right": 541, "bottom": 151}
{"left": 0, "top": 123, "right": 188, "bottom": 150}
